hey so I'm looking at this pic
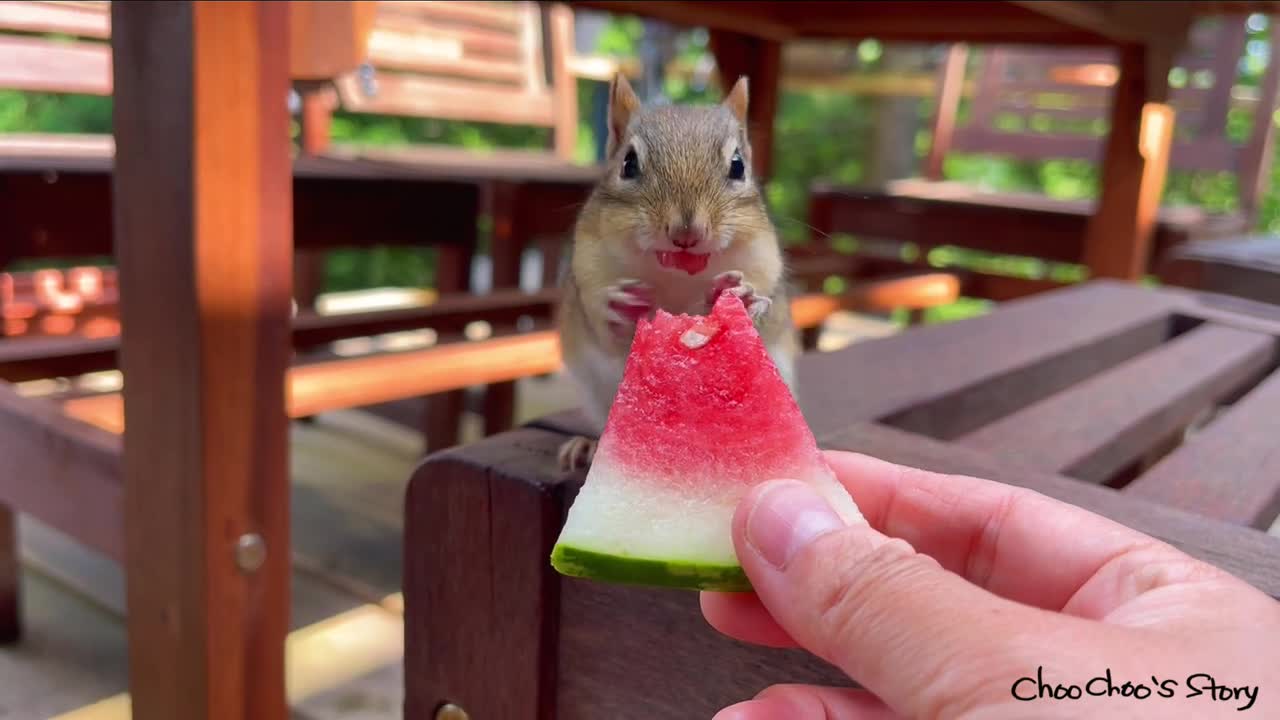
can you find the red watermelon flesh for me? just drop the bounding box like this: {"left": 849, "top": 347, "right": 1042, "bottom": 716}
{"left": 550, "top": 292, "right": 863, "bottom": 591}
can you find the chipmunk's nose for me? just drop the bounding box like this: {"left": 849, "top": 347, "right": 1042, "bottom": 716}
{"left": 665, "top": 220, "right": 706, "bottom": 248}
{"left": 670, "top": 227, "right": 703, "bottom": 249}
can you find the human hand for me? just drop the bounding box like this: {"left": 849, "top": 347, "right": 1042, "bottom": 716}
{"left": 701, "top": 451, "right": 1280, "bottom": 719}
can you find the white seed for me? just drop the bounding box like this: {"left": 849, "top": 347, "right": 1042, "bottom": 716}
{"left": 680, "top": 328, "right": 712, "bottom": 349}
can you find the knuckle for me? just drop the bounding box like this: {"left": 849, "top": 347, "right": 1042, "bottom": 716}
{"left": 800, "top": 536, "right": 923, "bottom": 652}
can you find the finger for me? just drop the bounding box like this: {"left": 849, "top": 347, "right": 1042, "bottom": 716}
{"left": 700, "top": 591, "right": 797, "bottom": 648}
{"left": 714, "top": 684, "right": 900, "bottom": 720}
{"left": 824, "top": 450, "right": 1176, "bottom": 613}
{"left": 734, "top": 479, "right": 1046, "bottom": 719}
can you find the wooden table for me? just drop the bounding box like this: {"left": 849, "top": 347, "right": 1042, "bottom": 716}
{"left": 403, "top": 279, "right": 1280, "bottom": 719}
{"left": 1158, "top": 234, "right": 1280, "bottom": 307}
{"left": 566, "top": 0, "right": 1279, "bottom": 283}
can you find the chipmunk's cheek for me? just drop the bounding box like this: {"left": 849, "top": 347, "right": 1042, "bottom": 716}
{"left": 630, "top": 217, "right": 657, "bottom": 252}
{"left": 633, "top": 230, "right": 656, "bottom": 253}
{"left": 717, "top": 229, "right": 733, "bottom": 251}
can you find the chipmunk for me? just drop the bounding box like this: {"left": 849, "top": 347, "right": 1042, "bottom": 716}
{"left": 556, "top": 74, "right": 799, "bottom": 470}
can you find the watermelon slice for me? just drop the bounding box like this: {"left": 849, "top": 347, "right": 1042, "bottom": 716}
{"left": 550, "top": 292, "right": 863, "bottom": 591}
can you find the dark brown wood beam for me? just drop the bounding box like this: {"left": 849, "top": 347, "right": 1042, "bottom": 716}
{"left": 111, "top": 2, "right": 292, "bottom": 718}
{"left": 1082, "top": 42, "right": 1177, "bottom": 281}
{"left": 709, "top": 31, "right": 781, "bottom": 180}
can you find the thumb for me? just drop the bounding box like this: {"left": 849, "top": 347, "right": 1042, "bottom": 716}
{"left": 735, "top": 479, "right": 1046, "bottom": 718}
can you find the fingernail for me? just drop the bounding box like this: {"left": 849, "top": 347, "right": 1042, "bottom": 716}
{"left": 746, "top": 481, "right": 845, "bottom": 570}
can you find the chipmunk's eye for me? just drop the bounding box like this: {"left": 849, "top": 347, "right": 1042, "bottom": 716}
{"left": 728, "top": 149, "right": 745, "bottom": 181}
{"left": 621, "top": 148, "right": 641, "bottom": 180}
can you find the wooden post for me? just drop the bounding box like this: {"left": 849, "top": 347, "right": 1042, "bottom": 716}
{"left": 288, "top": 0, "right": 375, "bottom": 81}
{"left": 424, "top": 244, "right": 475, "bottom": 453}
{"left": 925, "top": 44, "right": 968, "bottom": 182}
{"left": 1082, "top": 43, "right": 1176, "bottom": 281}
{"left": 111, "top": 3, "right": 292, "bottom": 719}
{"left": 297, "top": 82, "right": 335, "bottom": 154}
{"left": 484, "top": 181, "right": 523, "bottom": 437}
{"left": 0, "top": 504, "right": 18, "bottom": 643}
{"left": 292, "top": 83, "right": 333, "bottom": 316}
{"left": 1239, "top": 22, "right": 1280, "bottom": 228}
{"left": 547, "top": 3, "right": 578, "bottom": 162}
{"left": 709, "top": 31, "right": 781, "bottom": 181}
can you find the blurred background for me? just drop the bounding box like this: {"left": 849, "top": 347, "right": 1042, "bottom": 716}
{"left": 9, "top": 8, "right": 1274, "bottom": 323}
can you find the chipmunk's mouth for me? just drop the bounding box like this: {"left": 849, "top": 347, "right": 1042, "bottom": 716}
{"left": 655, "top": 250, "right": 709, "bottom": 275}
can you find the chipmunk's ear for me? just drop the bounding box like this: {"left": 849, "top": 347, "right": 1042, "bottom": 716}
{"left": 723, "top": 76, "right": 749, "bottom": 124}
{"left": 607, "top": 73, "right": 640, "bottom": 157}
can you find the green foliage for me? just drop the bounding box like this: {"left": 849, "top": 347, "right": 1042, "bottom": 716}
{"left": 0, "top": 90, "right": 111, "bottom": 133}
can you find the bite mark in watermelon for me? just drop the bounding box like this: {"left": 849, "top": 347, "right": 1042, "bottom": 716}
{"left": 550, "top": 292, "right": 863, "bottom": 591}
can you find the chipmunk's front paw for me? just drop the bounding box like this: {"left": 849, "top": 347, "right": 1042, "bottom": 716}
{"left": 708, "top": 270, "right": 771, "bottom": 320}
{"left": 605, "top": 279, "right": 654, "bottom": 338}
{"left": 558, "top": 436, "right": 597, "bottom": 471}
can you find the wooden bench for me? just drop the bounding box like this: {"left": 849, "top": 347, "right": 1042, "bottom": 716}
{"left": 808, "top": 14, "right": 1280, "bottom": 300}
{"left": 402, "top": 279, "right": 1280, "bottom": 718}
{"left": 1158, "top": 234, "right": 1280, "bottom": 306}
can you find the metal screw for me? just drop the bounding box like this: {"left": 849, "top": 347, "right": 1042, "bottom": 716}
{"left": 357, "top": 62, "right": 379, "bottom": 97}
{"left": 235, "top": 533, "right": 266, "bottom": 573}
{"left": 435, "top": 703, "right": 470, "bottom": 720}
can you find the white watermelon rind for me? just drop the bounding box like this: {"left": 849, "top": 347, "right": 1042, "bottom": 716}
{"left": 550, "top": 542, "right": 752, "bottom": 592}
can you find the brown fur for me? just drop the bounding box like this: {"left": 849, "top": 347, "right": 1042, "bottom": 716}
{"left": 558, "top": 75, "right": 798, "bottom": 456}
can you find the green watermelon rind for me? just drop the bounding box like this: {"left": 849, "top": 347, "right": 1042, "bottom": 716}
{"left": 550, "top": 542, "right": 751, "bottom": 592}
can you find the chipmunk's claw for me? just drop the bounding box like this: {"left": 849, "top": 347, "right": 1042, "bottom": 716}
{"left": 558, "top": 436, "right": 597, "bottom": 471}
{"left": 605, "top": 279, "right": 654, "bottom": 337}
{"left": 709, "top": 270, "right": 771, "bottom": 320}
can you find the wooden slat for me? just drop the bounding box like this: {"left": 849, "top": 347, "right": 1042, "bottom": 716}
{"left": 110, "top": 2, "right": 291, "bottom": 718}
{"left": 951, "top": 127, "right": 1104, "bottom": 162}
{"left": 960, "top": 273, "right": 1071, "bottom": 301}
{"left": 373, "top": 11, "right": 525, "bottom": 59}
{"left": 0, "top": 35, "right": 111, "bottom": 95}
{"left": 822, "top": 422, "right": 1280, "bottom": 599}
{"left": 291, "top": 331, "right": 560, "bottom": 417}
{"left": 0, "top": 288, "right": 558, "bottom": 380}
{"left": 797, "top": 280, "right": 1184, "bottom": 438}
{"left": 366, "top": 26, "right": 526, "bottom": 84}
{"left": 956, "top": 322, "right": 1276, "bottom": 483}
{"left": 0, "top": 0, "right": 110, "bottom": 38}
{"left": 380, "top": 0, "right": 522, "bottom": 32}
{"left": 60, "top": 330, "right": 561, "bottom": 433}
{"left": 0, "top": 383, "right": 121, "bottom": 560}
{"left": 1158, "top": 235, "right": 1280, "bottom": 307}
{"left": 1126, "top": 366, "right": 1280, "bottom": 529}
{"left": 789, "top": 272, "right": 962, "bottom": 326}
{"left": 334, "top": 72, "right": 554, "bottom": 125}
